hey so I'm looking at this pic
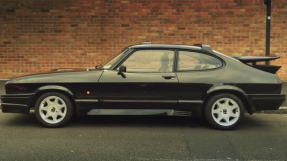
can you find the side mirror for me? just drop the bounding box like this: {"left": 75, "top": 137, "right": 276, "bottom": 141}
{"left": 117, "top": 65, "right": 126, "bottom": 78}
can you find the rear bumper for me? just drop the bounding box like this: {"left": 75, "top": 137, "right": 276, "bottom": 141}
{"left": 245, "top": 94, "right": 285, "bottom": 114}
{"left": 1, "top": 93, "right": 35, "bottom": 114}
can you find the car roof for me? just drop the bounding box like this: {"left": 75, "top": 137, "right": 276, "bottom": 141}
{"left": 129, "top": 44, "right": 201, "bottom": 50}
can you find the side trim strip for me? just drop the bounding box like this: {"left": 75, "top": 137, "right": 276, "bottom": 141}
{"left": 103, "top": 100, "right": 177, "bottom": 103}
{"left": 1, "top": 93, "right": 35, "bottom": 97}
{"left": 75, "top": 100, "right": 201, "bottom": 103}
{"left": 88, "top": 109, "right": 174, "bottom": 116}
{"left": 178, "top": 100, "right": 203, "bottom": 103}
{"left": 87, "top": 109, "right": 192, "bottom": 116}
{"left": 1, "top": 103, "right": 28, "bottom": 107}
{"left": 75, "top": 99, "right": 98, "bottom": 103}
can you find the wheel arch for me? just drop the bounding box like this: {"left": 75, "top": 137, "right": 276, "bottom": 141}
{"left": 203, "top": 86, "right": 252, "bottom": 115}
{"left": 30, "top": 86, "right": 76, "bottom": 114}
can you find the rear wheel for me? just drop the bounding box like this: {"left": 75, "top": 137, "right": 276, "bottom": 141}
{"left": 35, "top": 92, "right": 73, "bottom": 127}
{"left": 204, "top": 93, "right": 245, "bottom": 130}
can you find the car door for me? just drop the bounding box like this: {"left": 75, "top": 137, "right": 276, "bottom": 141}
{"left": 175, "top": 50, "right": 224, "bottom": 114}
{"left": 98, "top": 49, "right": 179, "bottom": 110}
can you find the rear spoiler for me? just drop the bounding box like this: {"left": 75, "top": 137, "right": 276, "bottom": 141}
{"left": 233, "top": 56, "right": 281, "bottom": 74}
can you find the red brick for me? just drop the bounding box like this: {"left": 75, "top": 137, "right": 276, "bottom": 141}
{"left": 0, "top": 0, "right": 287, "bottom": 80}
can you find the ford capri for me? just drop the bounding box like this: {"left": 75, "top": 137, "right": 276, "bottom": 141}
{"left": 1, "top": 43, "right": 285, "bottom": 129}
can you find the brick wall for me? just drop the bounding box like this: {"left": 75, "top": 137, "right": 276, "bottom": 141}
{"left": 0, "top": 0, "right": 287, "bottom": 80}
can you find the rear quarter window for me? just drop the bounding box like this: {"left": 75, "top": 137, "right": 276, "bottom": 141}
{"left": 177, "top": 51, "right": 223, "bottom": 71}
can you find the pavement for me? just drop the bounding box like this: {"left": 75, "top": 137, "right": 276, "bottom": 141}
{"left": 0, "top": 112, "right": 287, "bottom": 160}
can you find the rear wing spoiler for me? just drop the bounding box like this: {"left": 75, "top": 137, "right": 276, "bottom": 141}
{"left": 233, "top": 56, "right": 280, "bottom": 65}
{"left": 233, "top": 56, "right": 281, "bottom": 74}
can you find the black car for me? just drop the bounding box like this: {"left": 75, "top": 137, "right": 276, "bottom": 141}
{"left": 1, "top": 43, "right": 285, "bottom": 129}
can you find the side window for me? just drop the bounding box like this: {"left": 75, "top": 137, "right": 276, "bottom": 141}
{"left": 178, "top": 51, "right": 222, "bottom": 71}
{"left": 121, "top": 50, "right": 174, "bottom": 72}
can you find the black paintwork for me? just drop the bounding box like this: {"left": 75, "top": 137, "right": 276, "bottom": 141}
{"left": 233, "top": 56, "right": 280, "bottom": 63}
{"left": 233, "top": 56, "right": 281, "bottom": 71}
{"left": 1, "top": 44, "right": 285, "bottom": 116}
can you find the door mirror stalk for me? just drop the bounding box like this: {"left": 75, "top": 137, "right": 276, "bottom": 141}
{"left": 117, "top": 65, "right": 126, "bottom": 78}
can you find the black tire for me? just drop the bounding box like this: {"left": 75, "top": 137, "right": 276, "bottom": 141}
{"left": 35, "top": 92, "right": 73, "bottom": 128}
{"left": 204, "top": 93, "right": 245, "bottom": 130}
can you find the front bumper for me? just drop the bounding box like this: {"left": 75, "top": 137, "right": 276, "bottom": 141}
{"left": 1, "top": 93, "right": 35, "bottom": 114}
{"left": 245, "top": 94, "right": 285, "bottom": 114}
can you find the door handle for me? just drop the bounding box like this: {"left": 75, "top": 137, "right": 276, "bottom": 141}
{"left": 162, "top": 75, "right": 176, "bottom": 80}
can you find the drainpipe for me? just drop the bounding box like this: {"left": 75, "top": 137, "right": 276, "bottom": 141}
{"left": 264, "top": 0, "right": 271, "bottom": 65}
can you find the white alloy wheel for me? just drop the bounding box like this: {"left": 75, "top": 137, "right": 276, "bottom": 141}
{"left": 211, "top": 98, "right": 240, "bottom": 126}
{"left": 39, "top": 96, "right": 67, "bottom": 124}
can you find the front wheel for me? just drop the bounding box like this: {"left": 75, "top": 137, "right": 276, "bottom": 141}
{"left": 204, "top": 93, "right": 245, "bottom": 130}
{"left": 35, "top": 92, "right": 73, "bottom": 128}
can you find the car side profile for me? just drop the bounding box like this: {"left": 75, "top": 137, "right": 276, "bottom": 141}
{"left": 1, "top": 43, "right": 285, "bottom": 129}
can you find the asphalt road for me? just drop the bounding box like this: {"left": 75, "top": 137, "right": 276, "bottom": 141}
{"left": 0, "top": 112, "right": 286, "bottom": 161}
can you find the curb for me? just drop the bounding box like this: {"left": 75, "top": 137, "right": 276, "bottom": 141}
{"left": 255, "top": 106, "right": 287, "bottom": 114}
{"left": 279, "top": 106, "right": 287, "bottom": 110}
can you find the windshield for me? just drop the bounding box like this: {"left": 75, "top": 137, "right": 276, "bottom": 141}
{"left": 103, "top": 48, "right": 129, "bottom": 69}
